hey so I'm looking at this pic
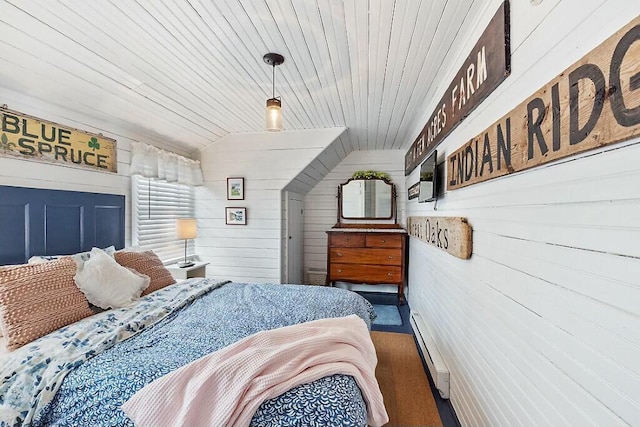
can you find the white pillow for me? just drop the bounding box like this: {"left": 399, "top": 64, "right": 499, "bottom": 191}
{"left": 73, "top": 245, "right": 116, "bottom": 268}
{"left": 74, "top": 248, "right": 150, "bottom": 310}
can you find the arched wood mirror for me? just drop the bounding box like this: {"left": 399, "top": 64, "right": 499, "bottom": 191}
{"left": 337, "top": 177, "right": 397, "bottom": 223}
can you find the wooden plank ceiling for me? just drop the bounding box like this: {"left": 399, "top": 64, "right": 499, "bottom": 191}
{"left": 0, "top": 0, "right": 488, "bottom": 155}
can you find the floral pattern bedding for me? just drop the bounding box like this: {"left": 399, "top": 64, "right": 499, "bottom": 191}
{"left": 0, "top": 279, "right": 376, "bottom": 427}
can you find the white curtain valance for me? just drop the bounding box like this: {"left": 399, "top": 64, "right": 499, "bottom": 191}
{"left": 129, "top": 142, "right": 204, "bottom": 186}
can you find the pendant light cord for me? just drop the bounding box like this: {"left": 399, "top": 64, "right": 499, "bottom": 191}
{"left": 272, "top": 64, "right": 276, "bottom": 98}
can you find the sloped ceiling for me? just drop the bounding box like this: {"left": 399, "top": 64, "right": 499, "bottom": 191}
{"left": 0, "top": 0, "right": 492, "bottom": 156}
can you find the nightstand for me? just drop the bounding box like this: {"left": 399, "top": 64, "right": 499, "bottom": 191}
{"left": 166, "top": 261, "right": 209, "bottom": 280}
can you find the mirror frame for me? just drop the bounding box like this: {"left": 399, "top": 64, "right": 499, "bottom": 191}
{"left": 337, "top": 177, "right": 397, "bottom": 223}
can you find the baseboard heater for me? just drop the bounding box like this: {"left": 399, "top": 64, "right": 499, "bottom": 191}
{"left": 410, "top": 311, "right": 450, "bottom": 399}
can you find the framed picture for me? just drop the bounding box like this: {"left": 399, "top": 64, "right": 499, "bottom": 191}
{"left": 227, "top": 177, "right": 244, "bottom": 200}
{"left": 225, "top": 207, "right": 247, "bottom": 225}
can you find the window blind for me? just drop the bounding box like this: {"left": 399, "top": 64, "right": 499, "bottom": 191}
{"left": 132, "top": 175, "right": 196, "bottom": 263}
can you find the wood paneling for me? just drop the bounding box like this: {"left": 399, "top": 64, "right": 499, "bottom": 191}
{"left": 406, "top": 1, "right": 640, "bottom": 426}
{"left": 197, "top": 128, "right": 342, "bottom": 283}
{"left": 3, "top": 2, "right": 640, "bottom": 424}
{"left": 1, "top": 0, "right": 497, "bottom": 155}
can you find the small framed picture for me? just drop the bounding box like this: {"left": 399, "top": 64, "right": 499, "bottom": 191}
{"left": 227, "top": 177, "right": 245, "bottom": 200}
{"left": 225, "top": 207, "right": 247, "bottom": 225}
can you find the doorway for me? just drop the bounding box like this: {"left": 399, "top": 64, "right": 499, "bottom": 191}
{"left": 285, "top": 191, "right": 304, "bottom": 284}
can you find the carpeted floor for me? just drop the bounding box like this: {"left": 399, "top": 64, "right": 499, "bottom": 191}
{"left": 371, "top": 330, "right": 443, "bottom": 427}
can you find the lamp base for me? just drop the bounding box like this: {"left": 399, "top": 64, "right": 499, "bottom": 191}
{"left": 177, "top": 261, "right": 195, "bottom": 268}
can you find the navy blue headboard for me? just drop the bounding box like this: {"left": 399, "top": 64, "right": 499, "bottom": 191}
{"left": 0, "top": 185, "right": 125, "bottom": 265}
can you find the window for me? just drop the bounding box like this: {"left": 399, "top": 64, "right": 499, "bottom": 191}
{"left": 132, "top": 175, "right": 196, "bottom": 263}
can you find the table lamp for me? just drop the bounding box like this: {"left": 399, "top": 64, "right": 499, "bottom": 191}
{"left": 175, "top": 218, "right": 197, "bottom": 268}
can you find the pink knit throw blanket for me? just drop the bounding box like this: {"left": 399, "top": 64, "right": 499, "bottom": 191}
{"left": 122, "top": 314, "right": 389, "bottom": 427}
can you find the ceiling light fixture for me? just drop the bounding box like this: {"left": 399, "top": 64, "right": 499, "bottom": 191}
{"left": 263, "top": 52, "right": 285, "bottom": 132}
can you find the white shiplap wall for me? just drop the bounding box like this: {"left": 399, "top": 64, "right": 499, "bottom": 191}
{"left": 197, "top": 127, "right": 344, "bottom": 283}
{"left": 303, "top": 150, "right": 406, "bottom": 292}
{"left": 405, "top": 0, "right": 640, "bottom": 426}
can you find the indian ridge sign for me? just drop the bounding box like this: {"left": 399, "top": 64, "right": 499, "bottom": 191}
{"left": 404, "top": 1, "right": 511, "bottom": 175}
{"left": 0, "top": 108, "right": 117, "bottom": 173}
{"left": 447, "top": 15, "right": 640, "bottom": 190}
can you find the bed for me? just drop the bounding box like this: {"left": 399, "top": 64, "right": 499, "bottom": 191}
{"left": 0, "top": 186, "right": 387, "bottom": 426}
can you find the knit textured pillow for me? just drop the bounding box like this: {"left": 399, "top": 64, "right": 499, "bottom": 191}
{"left": 0, "top": 257, "right": 94, "bottom": 351}
{"left": 114, "top": 251, "right": 176, "bottom": 296}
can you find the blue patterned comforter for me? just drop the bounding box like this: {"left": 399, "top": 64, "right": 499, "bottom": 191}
{"left": 1, "top": 279, "right": 375, "bottom": 426}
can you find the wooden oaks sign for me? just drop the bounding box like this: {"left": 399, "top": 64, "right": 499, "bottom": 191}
{"left": 447, "top": 15, "right": 640, "bottom": 190}
{"left": 407, "top": 216, "right": 472, "bottom": 259}
{"left": 0, "top": 108, "right": 117, "bottom": 172}
{"left": 404, "top": 1, "right": 511, "bottom": 175}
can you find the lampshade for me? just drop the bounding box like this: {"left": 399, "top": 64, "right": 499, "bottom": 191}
{"left": 266, "top": 98, "right": 282, "bottom": 131}
{"left": 176, "top": 218, "right": 197, "bottom": 239}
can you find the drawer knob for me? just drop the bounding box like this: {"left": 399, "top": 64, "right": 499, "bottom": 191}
{"left": 337, "top": 269, "right": 342, "bottom": 273}
{"left": 337, "top": 252, "right": 342, "bottom": 257}
{"left": 381, "top": 239, "right": 386, "bottom": 243}
{"left": 387, "top": 272, "right": 393, "bottom": 276}
{"left": 345, "top": 238, "right": 350, "bottom": 242}
{"left": 388, "top": 255, "right": 393, "bottom": 259}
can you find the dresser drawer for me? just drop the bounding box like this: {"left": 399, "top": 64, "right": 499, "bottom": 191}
{"left": 365, "top": 233, "right": 403, "bottom": 248}
{"left": 329, "top": 248, "right": 402, "bottom": 266}
{"left": 329, "top": 263, "right": 403, "bottom": 284}
{"left": 328, "top": 233, "right": 365, "bottom": 247}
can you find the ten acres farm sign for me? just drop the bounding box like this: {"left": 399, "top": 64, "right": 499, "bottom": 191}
{"left": 404, "top": 1, "right": 511, "bottom": 175}
{"left": 407, "top": 216, "right": 473, "bottom": 260}
{"left": 447, "top": 15, "right": 640, "bottom": 190}
{"left": 0, "top": 108, "right": 117, "bottom": 173}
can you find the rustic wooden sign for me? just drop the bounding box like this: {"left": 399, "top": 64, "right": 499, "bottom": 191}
{"left": 447, "top": 15, "right": 640, "bottom": 190}
{"left": 407, "top": 182, "right": 420, "bottom": 199}
{"left": 0, "top": 108, "right": 117, "bottom": 172}
{"left": 404, "top": 1, "right": 511, "bottom": 175}
{"left": 407, "top": 216, "right": 472, "bottom": 259}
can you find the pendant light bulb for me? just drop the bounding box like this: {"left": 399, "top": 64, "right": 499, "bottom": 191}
{"left": 266, "top": 98, "right": 282, "bottom": 131}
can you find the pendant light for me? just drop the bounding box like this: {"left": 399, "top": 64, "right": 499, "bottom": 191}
{"left": 263, "top": 53, "right": 284, "bottom": 132}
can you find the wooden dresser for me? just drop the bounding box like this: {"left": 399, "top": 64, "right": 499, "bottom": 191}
{"left": 326, "top": 227, "right": 408, "bottom": 303}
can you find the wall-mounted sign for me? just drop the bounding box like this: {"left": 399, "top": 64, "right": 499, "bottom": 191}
{"left": 447, "top": 15, "right": 640, "bottom": 190}
{"left": 404, "top": 1, "right": 511, "bottom": 175}
{"left": 0, "top": 108, "right": 117, "bottom": 173}
{"left": 408, "top": 182, "right": 420, "bottom": 199}
{"left": 407, "top": 216, "right": 472, "bottom": 259}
